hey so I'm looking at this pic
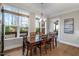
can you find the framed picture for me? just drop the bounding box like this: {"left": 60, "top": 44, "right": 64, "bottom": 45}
{"left": 64, "top": 18, "right": 74, "bottom": 34}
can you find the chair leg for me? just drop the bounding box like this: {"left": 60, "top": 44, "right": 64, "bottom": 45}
{"left": 52, "top": 39, "right": 55, "bottom": 49}
{"left": 22, "top": 48, "right": 25, "bottom": 55}
{"left": 22, "top": 46, "right": 25, "bottom": 55}
{"left": 26, "top": 49, "right": 28, "bottom": 56}
{"left": 40, "top": 47, "right": 42, "bottom": 56}
{"left": 50, "top": 43, "right": 52, "bottom": 51}
{"left": 33, "top": 47, "right": 37, "bottom": 55}
{"left": 44, "top": 45, "right": 47, "bottom": 54}
{"left": 55, "top": 37, "right": 57, "bottom": 47}
{"left": 30, "top": 48, "right": 32, "bottom": 56}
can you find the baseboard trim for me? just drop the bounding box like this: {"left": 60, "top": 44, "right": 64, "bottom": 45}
{"left": 58, "top": 40, "right": 79, "bottom": 48}
{"left": 4, "top": 46, "right": 22, "bottom": 53}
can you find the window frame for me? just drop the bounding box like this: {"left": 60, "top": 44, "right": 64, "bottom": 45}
{"left": 19, "top": 16, "right": 29, "bottom": 37}
{"left": 4, "top": 13, "right": 18, "bottom": 39}
{"left": 3, "top": 6, "right": 29, "bottom": 39}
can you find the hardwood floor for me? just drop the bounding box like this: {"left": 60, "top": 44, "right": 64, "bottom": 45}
{"left": 4, "top": 43, "right": 79, "bottom": 56}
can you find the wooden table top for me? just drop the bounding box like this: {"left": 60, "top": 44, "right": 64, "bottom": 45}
{"left": 27, "top": 36, "right": 42, "bottom": 44}
{"left": 26, "top": 34, "right": 53, "bottom": 44}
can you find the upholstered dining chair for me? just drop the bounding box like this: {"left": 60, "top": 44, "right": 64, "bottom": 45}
{"left": 46, "top": 33, "right": 54, "bottom": 51}
{"left": 36, "top": 35, "right": 47, "bottom": 55}
{"left": 23, "top": 34, "right": 28, "bottom": 55}
{"left": 26, "top": 37, "right": 37, "bottom": 56}
{"left": 48, "top": 32, "right": 57, "bottom": 49}
{"left": 23, "top": 34, "right": 36, "bottom": 56}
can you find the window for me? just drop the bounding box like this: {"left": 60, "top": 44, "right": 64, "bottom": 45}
{"left": 2, "top": 5, "right": 29, "bottom": 39}
{"left": 35, "top": 17, "right": 47, "bottom": 34}
{"left": 19, "top": 16, "right": 29, "bottom": 36}
{"left": 40, "top": 18, "right": 47, "bottom": 34}
{"left": 4, "top": 13, "right": 17, "bottom": 39}
{"left": 4, "top": 13, "right": 29, "bottom": 39}
{"left": 35, "top": 18, "right": 40, "bottom": 33}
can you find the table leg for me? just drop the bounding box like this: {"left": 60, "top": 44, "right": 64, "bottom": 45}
{"left": 55, "top": 37, "right": 57, "bottom": 47}
{"left": 30, "top": 47, "right": 32, "bottom": 56}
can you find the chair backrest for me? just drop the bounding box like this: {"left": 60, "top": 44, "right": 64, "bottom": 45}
{"left": 30, "top": 32, "right": 36, "bottom": 36}
{"left": 47, "top": 32, "right": 55, "bottom": 42}
{"left": 30, "top": 36, "right": 35, "bottom": 41}
{"left": 30, "top": 32, "right": 36, "bottom": 41}
{"left": 50, "top": 33, "right": 56, "bottom": 41}
{"left": 48, "top": 32, "right": 55, "bottom": 37}
{"left": 40, "top": 35, "right": 47, "bottom": 45}
{"left": 40, "top": 32, "right": 44, "bottom": 36}
{"left": 41, "top": 35, "right": 47, "bottom": 41}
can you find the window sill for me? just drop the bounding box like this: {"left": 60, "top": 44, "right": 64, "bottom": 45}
{"left": 5, "top": 37, "right": 23, "bottom": 40}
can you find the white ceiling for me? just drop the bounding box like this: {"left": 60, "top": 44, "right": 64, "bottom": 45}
{"left": 5, "top": 3, "right": 79, "bottom": 18}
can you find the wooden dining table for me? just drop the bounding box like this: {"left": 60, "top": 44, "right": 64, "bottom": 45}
{"left": 22, "top": 34, "right": 56, "bottom": 56}
{"left": 22, "top": 35, "right": 43, "bottom": 55}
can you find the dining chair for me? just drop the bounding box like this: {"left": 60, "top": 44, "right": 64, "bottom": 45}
{"left": 23, "top": 35, "right": 28, "bottom": 55}
{"left": 23, "top": 35, "right": 33, "bottom": 56}
{"left": 48, "top": 32, "right": 57, "bottom": 49}
{"left": 36, "top": 35, "right": 47, "bottom": 55}
{"left": 46, "top": 33, "right": 55, "bottom": 51}
{"left": 26, "top": 36, "right": 37, "bottom": 56}
{"left": 46, "top": 37, "right": 52, "bottom": 51}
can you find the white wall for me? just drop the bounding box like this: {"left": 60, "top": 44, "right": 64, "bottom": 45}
{"left": 4, "top": 38, "right": 23, "bottom": 50}
{"left": 49, "top": 18, "right": 59, "bottom": 32}
{"left": 50, "top": 10, "right": 79, "bottom": 47}
{"left": 59, "top": 11, "right": 79, "bottom": 47}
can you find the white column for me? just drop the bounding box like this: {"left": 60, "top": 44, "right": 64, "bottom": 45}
{"left": 45, "top": 19, "right": 47, "bottom": 34}
{"left": 46, "top": 18, "right": 50, "bottom": 33}
{"left": 28, "top": 13, "right": 35, "bottom": 37}
{"left": 17, "top": 16, "right": 20, "bottom": 37}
